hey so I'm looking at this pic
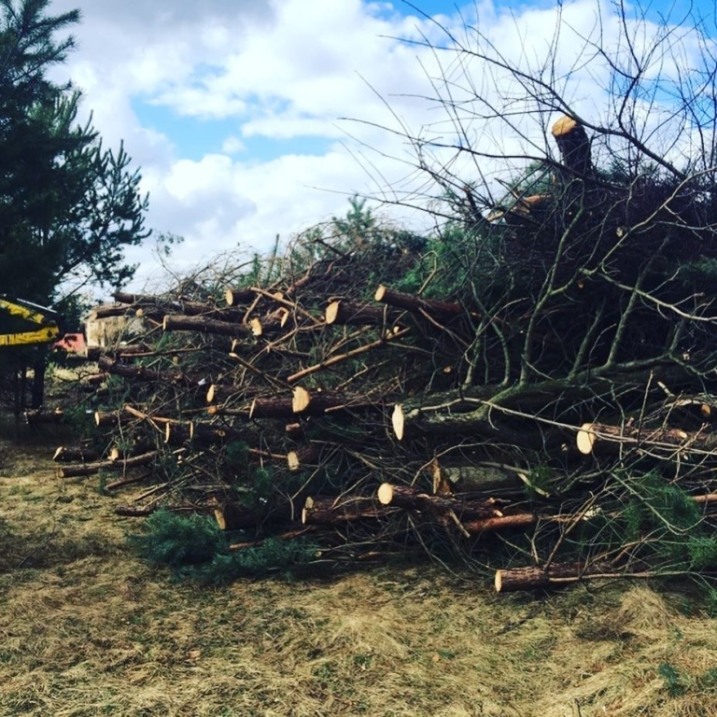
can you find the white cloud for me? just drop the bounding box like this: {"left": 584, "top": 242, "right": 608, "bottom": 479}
{"left": 221, "top": 136, "right": 247, "bottom": 155}
{"left": 45, "top": 0, "right": 466, "bottom": 292}
{"left": 42, "top": 0, "right": 716, "bottom": 294}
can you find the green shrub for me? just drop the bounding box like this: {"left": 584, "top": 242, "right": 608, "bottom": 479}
{"left": 129, "top": 510, "right": 226, "bottom": 568}
{"left": 183, "top": 537, "right": 319, "bottom": 585}
{"left": 129, "top": 510, "right": 318, "bottom": 583}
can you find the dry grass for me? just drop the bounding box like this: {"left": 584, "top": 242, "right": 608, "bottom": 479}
{"left": 1, "top": 420, "right": 717, "bottom": 716}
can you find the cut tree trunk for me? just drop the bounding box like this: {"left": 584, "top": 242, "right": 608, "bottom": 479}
{"left": 551, "top": 116, "right": 592, "bottom": 176}
{"left": 391, "top": 402, "right": 549, "bottom": 449}
{"left": 205, "top": 383, "right": 234, "bottom": 404}
{"left": 24, "top": 408, "right": 64, "bottom": 424}
{"left": 98, "top": 355, "right": 196, "bottom": 386}
{"left": 113, "top": 291, "right": 162, "bottom": 305}
{"left": 163, "top": 314, "right": 249, "bottom": 337}
{"left": 287, "top": 444, "right": 320, "bottom": 471}
{"left": 325, "top": 300, "right": 400, "bottom": 327}
{"left": 109, "top": 440, "right": 155, "bottom": 461}
{"left": 165, "top": 422, "right": 192, "bottom": 446}
{"left": 206, "top": 404, "right": 252, "bottom": 418}
{"left": 576, "top": 421, "right": 717, "bottom": 457}
{"left": 95, "top": 409, "right": 134, "bottom": 428}
{"left": 302, "top": 495, "right": 392, "bottom": 525}
{"left": 249, "top": 314, "right": 290, "bottom": 337}
{"left": 53, "top": 445, "right": 101, "bottom": 463}
{"left": 435, "top": 462, "right": 526, "bottom": 494}
{"left": 57, "top": 451, "right": 158, "bottom": 479}
{"left": 463, "top": 513, "right": 538, "bottom": 534}
{"left": 374, "top": 285, "right": 465, "bottom": 320}
{"left": 250, "top": 395, "right": 295, "bottom": 419}
{"left": 292, "top": 387, "right": 385, "bottom": 416}
{"left": 90, "top": 304, "right": 134, "bottom": 319}
{"left": 189, "top": 422, "right": 240, "bottom": 447}
{"left": 377, "top": 483, "right": 503, "bottom": 520}
{"left": 495, "top": 561, "right": 615, "bottom": 592}
{"left": 224, "top": 287, "right": 258, "bottom": 306}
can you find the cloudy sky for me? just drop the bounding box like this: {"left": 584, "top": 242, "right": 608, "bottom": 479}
{"left": 46, "top": 0, "right": 715, "bottom": 293}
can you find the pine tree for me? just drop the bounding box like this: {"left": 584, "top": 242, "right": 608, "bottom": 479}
{"left": 0, "top": 0, "right": 150, "bottom": 306}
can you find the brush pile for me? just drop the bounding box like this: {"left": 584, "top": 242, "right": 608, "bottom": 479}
{"left": 55, "top": 117, "right": 717, "bottom": 591}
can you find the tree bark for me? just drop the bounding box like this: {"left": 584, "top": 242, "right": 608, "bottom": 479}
{"left": 53, "top": 445, "right": 101, "bottom": 463}
{"left": 98, "top": 355, "right": 196, "bottom": 386}
{"left": 302, "top": 495, "right": 391, "bottom": 525}
{"left": 292, "top": 387, "right": 385, "bottom": 416}
{"left": 325, "top": 299, "right": 400, "bottom": 327}
{"left": 287, "top": 444, "right": 320, "bottom": 471}
{"left": 90, "top": 304, "right": 134, "bottom": 319}
{"left": 24, "top": 407, "right": 63, "bottom": 424}
{"left": 113, "top": 291, "right": 160, "bottom": 305}
{"left": 95, "top": 409, "right": 134, "bottom": 428}
{"left": 463, "top": 513, "right": 538, "bottom": 534}
{"left": 576, "top": 421, "right": 717, "bottom": 457}
{"left": 495, "top": 561, "right": 615, "bottom": 593}
{"left": 436, "top": 462, "right": 526, "bottom": 494}
{"left": 57, "top": 451, "right": 158, "bottom": 479}
{"left": 163, "top": 314, "right": 249, "bottom": 337}
{"left": 224, "top": 287, "right": 257, "bottom": 306}
{"left": 165, "top": 422, "right": 192, "bottom": 446}
{"left": 189, "top": 422, "right": 240, "bottom": 447}
{"left": 377, "top": 483, "right": 502, "bottom": 520}
{"left": 374, "top": 285, "right": 465, "bottom": 319}
{"left": 551, "top": 116, "right": 592, "bottom": 176}
{"left": 391, "top": 402, "right": 546, "bottom": 449}
{"left": 250, "top": 395, "right": 295, "bottom": 419}
{"left": 207, "top": 404, "right": 252, "bottom": 418}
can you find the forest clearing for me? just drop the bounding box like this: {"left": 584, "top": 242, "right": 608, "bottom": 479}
{"left": 3, "top": 2, "right": 717, "bottom": 714}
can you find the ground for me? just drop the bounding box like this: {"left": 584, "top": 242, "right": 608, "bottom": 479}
{"left": 1, "top": 418, "right": 716, "bottom": 716}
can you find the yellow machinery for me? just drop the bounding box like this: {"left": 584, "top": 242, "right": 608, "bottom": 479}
{"left": 0, "top": 297, "right": 62, "bottom": 411}
{"left": 0, "top": 296, "right": 61, "bottom": 347}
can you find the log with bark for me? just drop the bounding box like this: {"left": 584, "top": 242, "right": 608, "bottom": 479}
{"left": 224, "top": 287, "right": 258, "bottom": 306}
{"left": 163, "top": 313, "right": 250, "bottom": 337}
{"left": 495, "top": 561, "right": 615, "bottom": 592}
{"left": 287, "top": 444, "right": 320, "bottom": 471}
{"left": 57, "top": 451, "right": 158, "bottom": 479}
{"left": 292, "top": 387, "right": 385, "bottom": 416}
{"left": 302, "top": 495, "right": 393, "bottom": 525}
{"left": 377, "top": 483, "right": 503, "bottom": 520}
{"left": 374, "top": 285, "right": 466, "bottom": 320}
{"left": 24, "top": 408, "right": 64, "bottom": 424}
{"left": 551, "top": 116, "right": 592, "bottom": 176}
{"left": 325, "top": 299, "right": 402, "bottom": 327}
{"left": 98, "top": 355, "right": 198, "bottom": 387}
{"left": 576, "top": 421, "right": 717, "bottom": 458}
{"left": 53, "top": 445, "right": 101, "bottom": 463}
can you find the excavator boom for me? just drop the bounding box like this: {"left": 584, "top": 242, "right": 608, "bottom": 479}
{"left": 0, "top": 297, "right": 61, "bottom": 348}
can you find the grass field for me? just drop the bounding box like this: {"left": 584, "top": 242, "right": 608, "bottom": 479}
{"left": 1, "top": 421, "right": 717, "bottom": 716}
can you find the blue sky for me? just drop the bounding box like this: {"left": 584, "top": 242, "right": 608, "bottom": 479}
{"left": 47, "top": 0, "right": 717, "bottom": 293}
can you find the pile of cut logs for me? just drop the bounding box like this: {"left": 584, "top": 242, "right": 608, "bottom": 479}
{"left": 47, "top": 117, "right": 717, "bottom": 591}
{"left": 43, "top": 270, "right": 717, "bottom": 591}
